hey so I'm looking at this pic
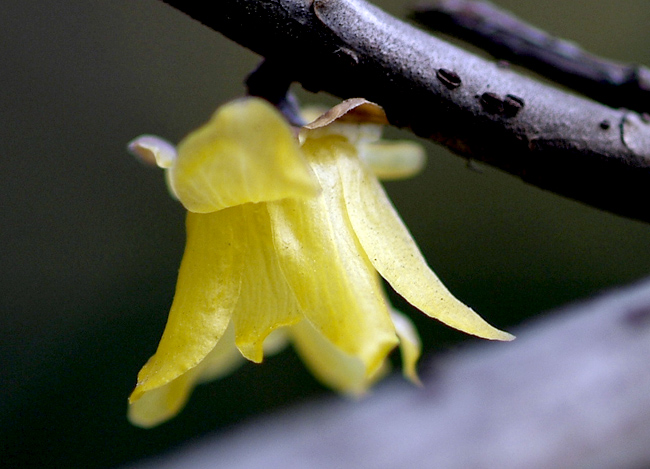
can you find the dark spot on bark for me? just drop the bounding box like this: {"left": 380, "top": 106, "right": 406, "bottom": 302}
{"left": 503, "top": 94, "right": 525, "bottom": 117}
{"left": 599, "top": 119, "right": 611, "bottom": 130}
{"left": 479, "top": 92, "right": 503, "bottom": 114}
{"left": 436, "top": 68, "right": 462, "bottom": 89}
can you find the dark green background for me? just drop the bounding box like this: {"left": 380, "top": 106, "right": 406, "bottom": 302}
{"left": 1, "top": 1, "right": 649, "bottom": 467}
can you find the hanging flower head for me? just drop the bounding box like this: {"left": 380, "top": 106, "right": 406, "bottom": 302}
{"left": 127, "top": 97, "right": 513, "bottom": 428}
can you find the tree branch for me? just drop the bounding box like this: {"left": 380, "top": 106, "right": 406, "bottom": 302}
{"left": 245, "top": 59, "right": 306, "bottom": 126}
{"left": 132, "top": 277, "right": 650, "bottom": 469}
{"left": 159, "top": 0, "right": 650, "bottom": 223}
{"left": 411, "top": 0, "right": 650, "bottom": 114}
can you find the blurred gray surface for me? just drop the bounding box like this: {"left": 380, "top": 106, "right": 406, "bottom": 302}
{"left": 130, "top": 278, "right": 650, "bottom": 469}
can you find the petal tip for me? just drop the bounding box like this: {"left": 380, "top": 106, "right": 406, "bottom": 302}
{"left": 405, "top": 371, "right": 423, "bottom": 387}
{"left": 491, "top": 330, "right": 516, "bottom": 342}
{"left": 128, "top": 134, "right": 177, "bottom": 168}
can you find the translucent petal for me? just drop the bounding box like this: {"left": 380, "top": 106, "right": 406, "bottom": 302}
{"left": 260, "top": 328, "right": 289, "bottom": 356}
{"left": 269, "top": 135, "right": 399, "bottom": 377}
{"left": 128, "top": 322, "right": 243, "bottom": 428}
{"left": 194, "top": 321, "right": 245, "bottom": 385}
{"left": 301, "top": 122, "right": 382, "bottom": 147}
{"left": 171, "top": 98, "right": 318, "bottom": 213}
{"left": 390, "top": 309, "right": 422, "bottom": 384}
{"left": 231, "top": 204, "right": 302, "bottom": 363}
{"left": 290, "top": 320, "right": 387, "bottom": 395}
{"left": 129, "top": 209, "right": 244, "bottom": 403}
{"left": 127, "top": 134, "right": 177, "bottom": 168}
{"left": 127, "top": 363, "right": 198, "bottom": 428}
{"left": 337, "top": 143, "right": 514, "bottom": 341}
{"left": 126, "top": 135, "right": 180, "bottom": 200}
{"left": 302, "top": 99, "right": 387, "bottom": 130}
{"left": 360, "top": 140, "right": 426, "bottom": 180}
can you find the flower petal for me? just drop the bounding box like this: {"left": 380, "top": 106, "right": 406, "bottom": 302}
{"left": 171, "top": 98, "right": 318, "bottom": 213}
{"left": 337, "top": 145, "right": 514, "bottom": 341}
{"left": 360, "top": 140, "right": 426, "bottom": 180}
{"left": 390, "top": 309, "right": 422, "bottom": 384}
{"left": 127, "top": 322, "right": 244, "bottom": 428}
{"left": 302, "top": 98, "right": 388, "bottom": 130}
{"left": 290, "top": 320, "right": 387, "bottom": 395}
{"left": 127, "top": 134, "right": 177, "bottom": 168}
{"left": 128, "top": 364, "right": 198, "bottom": 428}
{"left": 260, "top": 328, "right": 289, "bottom": 357}
{"left": 231, "top": 204, "right": 303, "bottom": 363}
{"left": 129, "top": 209, "right": 244, "bottom": 403}
{"left": 269, "top": 135, "right": 399, "bottom": 377}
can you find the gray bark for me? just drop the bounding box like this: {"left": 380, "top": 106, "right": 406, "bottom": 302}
{"left": 131, "top": 277, "right": 650, "bottom": 469}
{"left": 411, "top": 0, "right": 650, "bottom": 113}
{"left": 160, "top": 0, "right": 650, "bottom": 223}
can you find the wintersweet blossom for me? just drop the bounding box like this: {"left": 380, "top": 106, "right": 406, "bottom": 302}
{"left": 127, "top": 97, "right": 513, "bottom": 428}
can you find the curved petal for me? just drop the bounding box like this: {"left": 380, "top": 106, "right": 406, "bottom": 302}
{"left": 269, "top": 135, "right": 398, "bottom": 378}
{"left": 129, "top": 209, "right": 244, "bottom": 403}
{"left": 231, "top": 204, "right": 303, "bottom": 363}
{"left": 171, "top": 98, "right": 318, "bottom": 213}
{"left": 260, "top": 328, "right": 289, "bottom": 357}
{"left": 128, "top": 364, "right": 198, "bottom": 428}
{"left": 390, "top": 309, "right": 422, "bottom": 384}
{"left": 290, "top": 320, "right": 387, "bottom": 395}
{"left": 127, "top": 134, "right": 177, "bottom": 168}
{"left": 359, "top": 140, "right": 426, "bottom": 180}
{"left": 193, "top": 321, "right": 245, "bottom": 385}
{"left": 128, "top": 322, "right": 244, "bottom": 428}
{"left": 337, "top": 146, "right": 514, "bottom": 341}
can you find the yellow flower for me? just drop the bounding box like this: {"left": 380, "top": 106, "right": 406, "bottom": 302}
{"left": 127, "top": 98, "right": 513, "bottom": 428}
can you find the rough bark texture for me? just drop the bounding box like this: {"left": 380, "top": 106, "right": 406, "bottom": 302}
{"left": 132, "top": 277, "right": 650, "bottom": 469}
{"left": 412, "top": 0, "right": 650, "bottom": 113}
{"left": 159, "top": 0, "right": 650, "bottom": 223}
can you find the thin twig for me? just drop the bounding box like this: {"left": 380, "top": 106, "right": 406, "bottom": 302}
{"left": 158, "top": 0, "right": 650, "bottom": 223}
{"left": 411, "top": 0, "right": 650, "bottom": 113}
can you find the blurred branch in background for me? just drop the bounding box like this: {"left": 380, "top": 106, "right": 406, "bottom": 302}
{"left": 160, "top": 0, "right": 650, "bottom": 224}
{"left": 132, "top": 278, "right": 650, "bottom": 469}
{"left": 411, "top": 0, "right": 650, "bottom": 113}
